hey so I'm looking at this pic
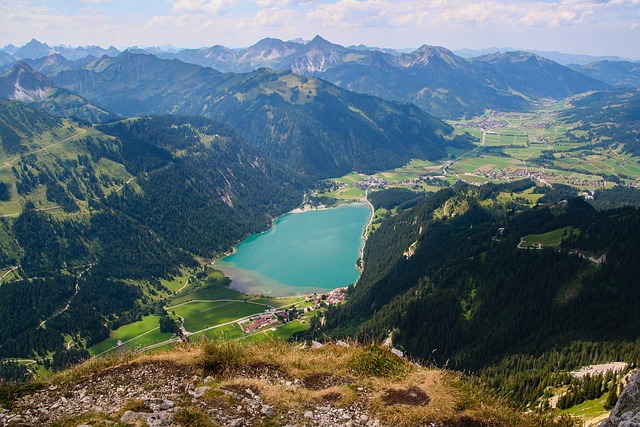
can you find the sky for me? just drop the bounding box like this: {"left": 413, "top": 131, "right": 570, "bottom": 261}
{"left": 1, "top": 0, "right": 639, "bottom": 59}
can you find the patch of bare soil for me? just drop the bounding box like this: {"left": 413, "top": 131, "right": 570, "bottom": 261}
{"left": 90, "top": 360, "right": 198, "bottom": 387}
{"left": 320, "top": 391, "right": 343, "bottom": 402}
{"left": 221, "top": 383, "right": 260, "bottom": 399}
{"left": 302, "top": 372, "right": 354, "bottom": 390}
{"left": 239, "top": 362, "right": 291, "bottom": 382}
{"left": 382, "top": 386, "right": 430, "bottom": 406}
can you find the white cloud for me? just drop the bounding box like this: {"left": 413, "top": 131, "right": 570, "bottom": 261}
{"left": 171, "top": 0, "right": 236, "bottom": 14}
{"left": 307, "top": 0, "right": 427, "bottom": 28}
{"left": 255, "top": 0, "right": 313, "bottom": 6}
{"left": 518, "top": 9, "right": 594, "bottom": 26}
{"left": 254, "top": 7, "right": 298, "bottom": 26}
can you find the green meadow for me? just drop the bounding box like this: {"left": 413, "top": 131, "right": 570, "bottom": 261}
{"left": 89, "top": 315, "right": 173, "bottom": 356}
{"left": 169, "top": 301, "right": 267, "bottom": 333}
{"left": 520, "top": 227, "right": 578, "bottom": 249}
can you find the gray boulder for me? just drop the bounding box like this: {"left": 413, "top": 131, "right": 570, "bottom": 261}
{"left": 601, "top": 370, "right": 640, "bottom": 427}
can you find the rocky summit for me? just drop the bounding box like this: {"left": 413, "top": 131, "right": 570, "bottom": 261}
{"left": 0, "top": 341, "right": 569, "bottom": 427}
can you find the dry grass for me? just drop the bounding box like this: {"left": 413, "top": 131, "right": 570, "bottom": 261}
{"left": 23, "top": 339, "right": 579, "bottom": 427}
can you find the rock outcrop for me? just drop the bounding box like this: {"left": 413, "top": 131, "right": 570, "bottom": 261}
{"left": 600, "top": 370, "right": 640, "bottom": 427}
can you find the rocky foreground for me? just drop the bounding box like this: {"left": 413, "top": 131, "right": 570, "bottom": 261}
{"left": 0, "top": 341, "right": 579, "bottom": 427}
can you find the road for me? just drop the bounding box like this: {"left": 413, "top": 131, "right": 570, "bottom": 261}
{"left": 37, "top": 264, "right": 94, "bottom": 330}
{"left": 0, "top": 265, "right": 18, "bottom": 281}
{"left": 94, "top": 296, "right": 308, "bottom": 357}
{"left": 1, "top": 128, "right": 87, "bottom": 170}
{"left": 443, "top": 130, "right": 486, "bottom": 180}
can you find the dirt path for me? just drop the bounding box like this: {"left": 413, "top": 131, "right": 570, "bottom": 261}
{"left": 37, "top": 264, "right": 94, "bottom": 330}
{"left": 443, "top": 130, "right": 486, "bottom": 177}
{"left": 1, "top": 128, "right": 87, "bottom": 170}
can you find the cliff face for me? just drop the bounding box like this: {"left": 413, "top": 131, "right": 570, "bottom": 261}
{"left": 600, "top": 370, "right": 640, "bottom": 427}
{"left": 0, "top": 341, "right": 575, "bottom": 427}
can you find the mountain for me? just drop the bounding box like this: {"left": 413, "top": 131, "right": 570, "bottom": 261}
{"left": 473, "top": 51, "right": 610, "bottom": 98}
{"left": 310, "top": 182, "right": 640, "bottom": 407}
{"left": 53, "top": 44, "right": 120, "bottom": 61}
{"left": 152, "top": 36, "right": 606, "bottom": 119}
{"left": 9, "top": 38, "right": 609, "bottom": 119}
{"left": 1, "top": 44, "right": 18, "bottom": 56}
{"left": 0, "top": 51, "right": 15, "bottom": 73}
{"left": 0, "top": 62, "right": 115, "bottom": 123}
{"left": 569, "top": 60, "right": 640, "bottom": 88}
{"left": 0, "top": 98, "right": 63, "bottom": 155}
{"left": 12, "top": 39, "right": 54, "bottom": 60}
{"left": 4, "top": 39, "right": 120, "bottom": 61}
{"left": 455, "top": 47, "right": 632, "bottom": 65}
{"left": 0, "top": 106, "right": 304, "bottom": 359}
{"left": 51, "top": 52, "right": 452, "bottom": 178}
{"left": 561, "top": 89, "right": 640, "bottom": 155}
{"left": 0, "top": 340, "right": 572, "bottom": 427}
{"left": 24, "top": 53, "right": 97, "bottom": 77}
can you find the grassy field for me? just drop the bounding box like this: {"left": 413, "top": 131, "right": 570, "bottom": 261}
{"left": 89, "top": 315, "right": 173, "bottom": 356}
{"left": 197, "top": 322, "right": 246, "bottom": 340}
{"left": 520, "top": 227, "right": 577, "bottom": 249}
{"left": 170, "top": 301, "right": 267, "bottom": 333}
{"left": 561, "top": 394, "right": 609, "bottom": 421}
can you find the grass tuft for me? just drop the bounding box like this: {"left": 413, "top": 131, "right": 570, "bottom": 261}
{"left": 174, "top": 407, "right": 217, "bottom": 427}
{"left": 348, "top": 344, "right": 409, "bottom": 378}
{"left": 50, "top": 412, "right": 122, "bottom": 427}
{"left": 201, "top": 339, "right": 246, "bottom": 376}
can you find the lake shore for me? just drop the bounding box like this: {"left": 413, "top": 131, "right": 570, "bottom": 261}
{"left": 215, "top": 202, "right": 370, "bottom": 297}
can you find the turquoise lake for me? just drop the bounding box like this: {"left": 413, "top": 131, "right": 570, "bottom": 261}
{"left": 216, "top": 203, "right": 371, "bottom": 297}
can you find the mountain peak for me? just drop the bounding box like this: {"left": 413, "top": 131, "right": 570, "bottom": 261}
{"left": 309, "top": 35, "right": 333, "bottom": 47}
{"left": 25, "top": 38, "right": 49, "bottom": 48}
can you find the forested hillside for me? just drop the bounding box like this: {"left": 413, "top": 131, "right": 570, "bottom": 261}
{"left": 49, "top": 53, "right": 452, "bottom": 178}
{"left": 312, "top": 183, "right": 640, "bottom": 407}
{"left": 562, "top": 89, "right": 640, "bottom": 155}
{"left": 0, "top": 109, "right": 304, "bottom": 361}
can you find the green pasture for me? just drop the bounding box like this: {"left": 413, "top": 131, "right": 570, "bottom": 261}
{"left": 251, "top": 295, "right": 308, "bottom": 308}
{"left": 494, "top": 191, "right": 543, "bottom": 206}
{"left": 450, "top": 155, "right": 519, "bottom": 175}
{"left": 560, "top": 394, "right": 609, "bottom": 420}
{"left": 197, "top": 323, "right": 246, "bottom": 340}
{"left": 89, "top": 315, "right": 172, "bottom": 356}
{"left": 242, "top": 320, "right": 309, "bottom": 343}
{"left": 159, "top": 273, "right": 191, "bottom": 294}
{"left": 332, "top": 172, "right": 364, "bottom": 184}
{"left": 171, "top": 301, "right": 267, "bottom": 333}
{"left": 520, "top": 227, "right": 578, "bottom": 249}
{"left": 324, "top": 187, "right": 366, "bottom": 200}
{"left": 374, "top": 159, "right": 440, "bottom": 182}
{"left": 502, "top": 145, "right": 548, "bottom": 159}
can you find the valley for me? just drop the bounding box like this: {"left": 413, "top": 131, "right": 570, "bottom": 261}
{"left": 1, "top": 35, "right": 640, "bottom": 426}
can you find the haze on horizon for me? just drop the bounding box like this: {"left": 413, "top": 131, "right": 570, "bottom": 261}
{"left": 1, "top": 0, "right": 639, "bottom": 60}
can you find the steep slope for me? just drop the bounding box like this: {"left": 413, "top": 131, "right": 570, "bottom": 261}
{"left": 0, "top": 62, "right": 115, "bottom": 122}
{"left": 5, "top": 38, "right": 119, "bottom": 61}
{"left": 153, "top": 37, "right": 605, "bottom": 119}
{"left": 315, "top": 183, "right": 640, "bottom": 407}
{"left": 392, "top": 45, "right": 526, "bottom": 118}
{"left": 569, "top": 60, "right": 640, "bottom": 88}
{"left": 0, "top": 98, "right": 62, "bottom": 154}
{"left": 23, "top": 53, "right": 97, "bottom": 77}
{"left": 0, "top": 341, "right": 575, "bottom": 427}
{"left": 474, "top": 51, "right": 610, "bottom": 98}
{"left": 52, "top": 52, "right": 452, "bottom": 178}
{"left": 0, "top": 108, "right": 304, "bottom": 359}
{"left": 0, "top": 51, "right": 14, "bottom": 73}
{"left": 561, "top": 89, "right": 640, "bottom": 155}
{"left": 11, "top": 38, "right": 53, "bottom": 60}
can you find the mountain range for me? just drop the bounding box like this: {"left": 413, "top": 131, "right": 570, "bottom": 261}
{"left": 2, "top": 53, "right": 453, "bottom": 178}
{"left": 1, "top": 36, "right": 627, "bottom": 119}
